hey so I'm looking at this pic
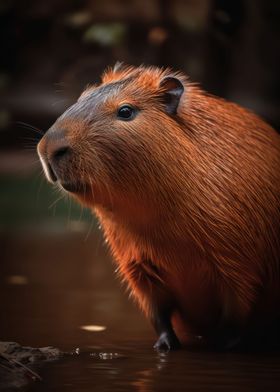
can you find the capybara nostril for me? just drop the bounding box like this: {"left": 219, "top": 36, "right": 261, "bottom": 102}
{"left": 51, "top": 146, "right": 70, "bottom": 164}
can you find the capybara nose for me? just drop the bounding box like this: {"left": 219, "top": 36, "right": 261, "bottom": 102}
{"left": 37, "top": 130, "right": 71, "bottom": 183}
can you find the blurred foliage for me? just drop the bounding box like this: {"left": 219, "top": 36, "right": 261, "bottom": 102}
{"left": 83, "top": 23, "right": 127, "bottom": 46}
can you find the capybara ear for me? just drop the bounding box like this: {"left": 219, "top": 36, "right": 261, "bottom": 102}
{"left": 159, "top": 76, "right": 184, "bottom": 115}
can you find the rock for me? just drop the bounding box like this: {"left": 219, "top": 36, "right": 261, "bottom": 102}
{"left": 0, "top": 341, "right": 62, "bottom": 390}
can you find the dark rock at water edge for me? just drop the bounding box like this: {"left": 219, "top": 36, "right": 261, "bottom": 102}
{"left": 0, "top": 341, "right": 62, "bottom": 390}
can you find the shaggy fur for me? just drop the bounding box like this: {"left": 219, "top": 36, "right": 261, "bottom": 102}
{"left": 38, "top": 64, "right": 280, "bottom": 348}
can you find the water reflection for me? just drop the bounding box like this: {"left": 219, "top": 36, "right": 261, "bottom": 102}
{"left": 24, "top": 345, "right": 280, "bottom": 392}
{"left": 6, "top": 275, "right": 29, "bottom": 285}
{"left": 80, "top": 325, "right": 107, "bottom": 332}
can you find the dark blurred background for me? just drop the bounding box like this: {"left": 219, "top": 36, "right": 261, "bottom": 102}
{"left": 0, "top": 0, "right": 280, "bottom": 352}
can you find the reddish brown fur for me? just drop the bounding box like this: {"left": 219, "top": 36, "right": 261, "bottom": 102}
{"left": 38, "top": 64, "right": 280, "bottom": 347}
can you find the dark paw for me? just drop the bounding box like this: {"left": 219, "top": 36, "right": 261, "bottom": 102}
{"left": 154, "top": 331, "right": 181, "bottom": 351}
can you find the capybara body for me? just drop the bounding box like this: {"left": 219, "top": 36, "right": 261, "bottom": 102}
{"left": 38, "top": 64, "right": 280, "bottom": 349}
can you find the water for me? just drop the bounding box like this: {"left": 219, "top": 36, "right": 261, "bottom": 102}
{"left": 27, "top": 345, "right": 280, "bottom": 392}
{"left": 28, "top": 342, "right": 280, "bottom": 392}
{"left": 1, "top": 231, "right": 280, "bottom": 391}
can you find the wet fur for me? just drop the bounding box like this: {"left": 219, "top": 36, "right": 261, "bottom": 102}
{"left": 38, "top": 64, "right": 280, "bottom": 347}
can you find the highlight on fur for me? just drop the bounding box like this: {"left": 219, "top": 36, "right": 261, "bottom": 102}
{"left": 37, "top": 63, "right": 280, "bottom": 350}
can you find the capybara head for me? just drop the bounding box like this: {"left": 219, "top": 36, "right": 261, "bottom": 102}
{"left": 37, "top": 64, "right": 188, "bottom": 208}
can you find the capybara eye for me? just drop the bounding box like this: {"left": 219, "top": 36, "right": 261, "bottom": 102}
{"left": 117, "top": 105, "right": 135, "bottom": 120}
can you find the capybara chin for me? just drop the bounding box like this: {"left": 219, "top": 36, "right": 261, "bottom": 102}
{"left": 37, "top": 63, "right": 280, "bottom": 350}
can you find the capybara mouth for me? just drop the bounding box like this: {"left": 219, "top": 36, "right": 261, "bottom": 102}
{"left": 60, "top": 181, "right": 90, "bottom": 194}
